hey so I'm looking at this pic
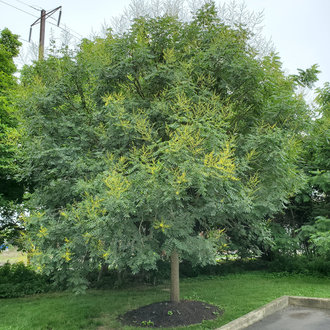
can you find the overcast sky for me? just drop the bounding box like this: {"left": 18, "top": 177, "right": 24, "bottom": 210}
{"left": 0, "top": 0, "right": 329, "bottom": 88}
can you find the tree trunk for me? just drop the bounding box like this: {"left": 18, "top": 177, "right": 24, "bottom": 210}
{"left": 97, "top": 263, "right": 108, "bottom": 282}
{"left": 170, "top": 250, "right": 180, "bottom": 303}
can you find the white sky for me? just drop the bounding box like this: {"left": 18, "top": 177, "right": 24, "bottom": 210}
{"left": 0, "top": 0, "right": 329, "bottom": 88}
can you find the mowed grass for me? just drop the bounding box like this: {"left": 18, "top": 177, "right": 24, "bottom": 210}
{"left": 0, "top": 272, "right": 329, "bottom": 330}
{"left": 0, "top": 246, "right": 27, "bottom": 265}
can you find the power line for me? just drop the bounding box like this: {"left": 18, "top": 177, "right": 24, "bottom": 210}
{"left": 1, "top": 0, "right": 84, "bottom": 43}
{"left": 13, "top": 0, "right": 41, "bottom": 12}
{"left": 19, "top": 37, "right": 31, "bottom": 43}
{"left": 49, "top": 22, "right": 82, "bottom": 40}
{"left": 49, "top": 20, "right": 83, "bottom": 39}
{"left": 48, "top": 15, "right": 84, "bottom": 39}
{"left": 0, "top": 0, "right": 38, "bottom": 18}
{"left": 31, "top": 6, "right": 82, "bottom": 41}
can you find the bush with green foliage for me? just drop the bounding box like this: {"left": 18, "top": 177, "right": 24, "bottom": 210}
{"left": 180, "top": 256, "right": 329, "bottom": 279}
{"left": 265, "top": 255, "right": 330, "bottom": 276}
{"left": 0, "top": 262, "right": 51, "bottom": 298}
{"left": 299, "top": 216, "right": 330, "bottom": 258}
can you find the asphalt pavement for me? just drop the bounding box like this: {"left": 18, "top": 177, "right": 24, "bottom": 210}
{"left": 246, "top": 305, "right": 330, "bottom": 330}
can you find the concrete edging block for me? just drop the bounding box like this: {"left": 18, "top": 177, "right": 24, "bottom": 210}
{"left": 289, "top": 296, "right": 330, "bottom": 310}
{"left": 215, "top": 296, "right": 289, "bottom": 330}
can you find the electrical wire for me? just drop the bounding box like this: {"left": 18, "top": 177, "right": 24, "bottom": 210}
{"left": 48, "top": 16, "right": 84, "bottom": 39}
{"left": 0, "top": 0, "right": 83, "bottom": 41}
{"left": 19, "top": 37, "right": 31, "bottom": 43}
{"left": 13, "top": 0, "right": 41, "bottom": 12}
{"left": 0, "top": 0, "right": 38, "bottom": 18}
{"left": 48, "top": 21, "right": 82, "bottom": 40}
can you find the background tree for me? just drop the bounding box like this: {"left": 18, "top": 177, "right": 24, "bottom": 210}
{"left": 265, "top": 73, "right": 329, "bottom": 260}
{"left": 20, "top": 2, "right": 308, "bottom": 299}
{"left": 0, "top": 28, "right": 23, "bottom": 248}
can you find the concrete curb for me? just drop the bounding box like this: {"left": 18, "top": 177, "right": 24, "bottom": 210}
{"left": 216, "top": 296, "right": 330, "bottom": 330}
{"left": 289, "top": 296, "right": 330, "bottom": 309}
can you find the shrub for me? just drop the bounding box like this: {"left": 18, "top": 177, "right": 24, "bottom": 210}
{"left": 0, "top": 262, "right": 52, "bottom": 298}
{"left": 180, "top": 256, "right": 329, "bottom": 278}
{"left": 266, "top": 255, "right": 330, "bottom": 276}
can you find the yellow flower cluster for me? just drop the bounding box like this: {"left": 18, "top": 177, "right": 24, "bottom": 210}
{"left": 203, "top": 143, "right": 238, "bottom": 181}
{"left": 134, "top": 116, "right": 153, "bottom": 141}
{"left": 104, "top": 170, "right": 131, "bottom": 198}
{"left": 153, "top": 219, "right": 171, "bottom": 233}
{"left": 37, "top": 226, "right": 48, "bottom": 238}
{"left": 172, "top": 169, "right": 188, "bottom": 195}
{"left": 176, "top": 171, "right": 187, "bottom": 185}
{"left": 103, "top": 91, "right": 125, "bottom": 106}
{"left": 167, "top": 125, "right": 204, "bottom": 155}
{"left": 62, "top": 249, "right": 72, "bottom": 262}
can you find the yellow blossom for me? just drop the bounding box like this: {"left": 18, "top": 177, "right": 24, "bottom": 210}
{"left": 203, "top": 143, "right": 238, "bottom": 181}
{"left": 37, "top": 226, "right": 48, "bottom": 238}
{"left": 104, "top": 170, "right": 131, "bottom": 198}
{"left": 176, "top": 171, "right": 187, "bottom": 184}
{"left": 62, "top": 249, "right": 72, "bottom": 262}
{"left": 154, "top": 219, "right": 171, "bottom": 233}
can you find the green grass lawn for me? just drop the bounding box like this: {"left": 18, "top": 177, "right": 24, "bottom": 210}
{"left": 0, "top": 272, "right": 329, "bottom": 330}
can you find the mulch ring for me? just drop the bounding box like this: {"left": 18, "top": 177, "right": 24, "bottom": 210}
{"left": 119, "top": 300, "right": 223, "bottom": 328}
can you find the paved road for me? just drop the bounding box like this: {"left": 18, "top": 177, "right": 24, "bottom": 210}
{"left": 246, "top": 306, "right": 330, "bottom": 330}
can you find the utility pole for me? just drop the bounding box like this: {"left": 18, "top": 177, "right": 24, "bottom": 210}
{"left": 29, "top": 6, "right": 62, "bottom": 60}
{"left": 39, "top": 9, "right": 46, "bottom": 61}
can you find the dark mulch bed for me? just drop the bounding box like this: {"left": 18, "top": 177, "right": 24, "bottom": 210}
{"left": 120, "top": 300, "right": 223, "bottom": 328}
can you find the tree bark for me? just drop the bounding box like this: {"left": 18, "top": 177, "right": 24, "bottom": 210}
{"left": 97, "top": 263, "right": 108, "bottom": 282}
{"left": 170, "top": 250, "right": 180, "bottom": 303}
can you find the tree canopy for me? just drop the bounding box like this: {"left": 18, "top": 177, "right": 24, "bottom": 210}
{"left": 0, "top": 28, "right": 23, "bottom": 247}
{"left": 19, "top": 2, "right": 310, "bottom": 297}
{"left": 273, "top": 82, "right": 330, "bottom": 259}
